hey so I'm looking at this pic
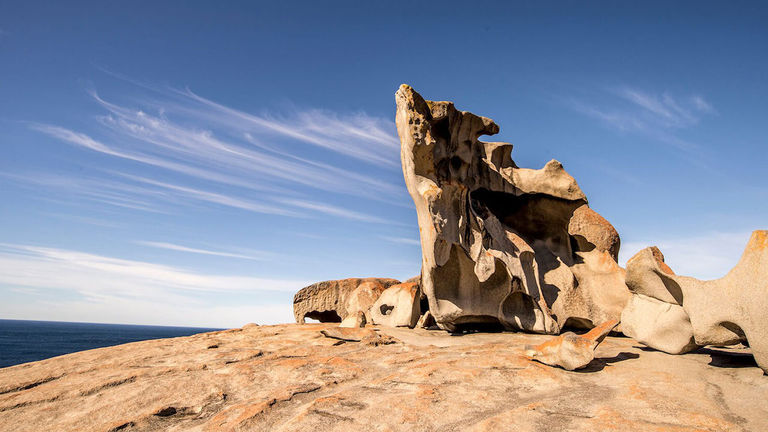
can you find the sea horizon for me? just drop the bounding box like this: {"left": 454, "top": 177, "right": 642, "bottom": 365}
{"left": 0, "top": 319, "right": 224, "bottom": 368}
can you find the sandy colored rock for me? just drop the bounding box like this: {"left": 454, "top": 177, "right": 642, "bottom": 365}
{"left": 369, "top": 282, "right": 421, "bottom": 328}
{"left": 293, "top": 278, "right": 400, "bottom": 323}
{"left": 568, "top": 205, "right": 621, "bottom": 261}
{"left": 395, "top": 84, "right": 629, "bottom": 334}
{"left": 622, "top": 231, "right": 768, "bottom": 373}
{"left": 416, "top": 310, "right": 436, "bottom": 329}
{"left": 621, "top": 246, "right": 699, "bottom": 355}
{"left": 339, "top": 311, "right": 367, "bottom": 328}
{"left": 621, "top": 294, "right": 699, "bottom": 355}
{"left": 526, "top": 320, "right": 618, "bottom": 371}
{"left": 2, "top": 323, "right": 767, "bottom": 431}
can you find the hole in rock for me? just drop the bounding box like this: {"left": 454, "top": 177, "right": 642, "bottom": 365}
{"left": 501, "top": 291, "right": 545, "bottom": 332}
{"left": 380, "top": 304, "right": 394, "bottom": 315}
{"left": 304, "top": 310, "right": 341, "bottom": 323}
{"left": 719, "top": 321, "right": 748, "bottom": 345}
{"left": 420, "top": 294, "right": 430, "bottom": 314}
{"left": 562, "top": 317, "right": 594, "bottom": 332}
{"left": 451, "top": 316, "right": 505, "bottom": 334}
{"left": 469, "top": 188, "right": 583, "bottom": 262}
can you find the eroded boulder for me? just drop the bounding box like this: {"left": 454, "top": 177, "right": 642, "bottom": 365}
{"left": 370, "top": 281, "right": 421, "bottom": 328}
{"left": 621, "top": 231, "right": 768, "bottom": 373}
{"left": 293, "top": 278, "right": 400, "bottom": 324}
{"left": 525, "top": 320, "right": 618, "bottom": 370}
{"left": 395, "top": 84, "right": 629, "bottom": 334}
{"left": 339, "top": 311, "right": 367, "bottom": 328}
{"left": 620, "top": 247, "right": 700, "bottom": 354}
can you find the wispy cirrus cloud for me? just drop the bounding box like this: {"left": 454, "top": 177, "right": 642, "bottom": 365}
{"left": 0, "top": 243, "right": 306, "bottom": 326}
{"left": 174, "top": 88, "right": 400, "bottom": 167}
{"left": 21, "top": 76, "right": 410, "bottom": 223}
{"left": 0, "top": 243, "right": 306, "bottom": 297}
{"left": 566, "top": 86, "right": 716, "bottom": 153}
{"left": 380, "top": 236, "right": 420, "bottom": 246}
{"left": 135, "top": 241, "right": 275, "bottom": 261}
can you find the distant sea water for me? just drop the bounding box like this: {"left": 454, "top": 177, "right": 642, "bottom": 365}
{"left": 0, "top": 319, "right": 223, "bottom": 368}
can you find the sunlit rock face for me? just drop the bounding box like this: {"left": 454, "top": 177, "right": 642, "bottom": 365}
{"left": 622, "top": 231, "right": 768, "bottom": 373}
{"left": 293, "top": 278, "right": 401, "bottom": 324}
{"left": 395, "top": 84, "right": 629, "bottom": 334}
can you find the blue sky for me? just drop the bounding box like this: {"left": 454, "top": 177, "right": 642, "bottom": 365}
{"left": 1, "top": 1, "right": 766, "bottom": 327}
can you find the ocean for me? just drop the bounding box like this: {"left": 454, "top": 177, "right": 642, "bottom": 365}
{"left": 0, "top": 319, "right": 223, "bottom": 368}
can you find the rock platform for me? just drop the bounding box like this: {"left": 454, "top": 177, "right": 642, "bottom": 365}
{"left": 1, "top": 323, "right": 766, "bottom": 431}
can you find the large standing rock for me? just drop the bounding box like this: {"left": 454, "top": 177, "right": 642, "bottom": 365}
{"left": 293, "top": 278, "right": 400, "bottom": 324}
{"left": 622, "top": 230, "right": 768, "bottom": 373}
{"left": 395, "top": 84, "right": 629, "bottom": 334}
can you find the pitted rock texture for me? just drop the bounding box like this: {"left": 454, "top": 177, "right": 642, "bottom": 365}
{"left": 621, "top": 230, "right": 768, "bottom": 373}
{"left": 1, "top": 323, "right": 767, "bottom": 432}
{"left": 293, "top": 278, "right": 400, "bottom": 324}
{"left": 395, "top": 84, "right": 629, "bottom": 334}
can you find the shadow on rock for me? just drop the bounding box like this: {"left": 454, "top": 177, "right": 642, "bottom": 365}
{"left": 576, "top": 351, "right": 641, "bottom": 373}
{"left": 702, "top": 348, "right": 758, "bottom": 369}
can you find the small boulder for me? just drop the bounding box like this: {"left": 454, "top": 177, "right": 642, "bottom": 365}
{"left": 339, "top": 311, "right": 367, "bottom": 328}
{"left": 525, "top": 320, "right": 618, "bottom": 371}
{"left": 416, "top": 310, "right": 436, "bottom": 329}
{"left": 370, "top": 282, "right": 421, "bottom": 328}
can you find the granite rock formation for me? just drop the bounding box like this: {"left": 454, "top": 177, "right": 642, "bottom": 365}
{"left": 525, "top": 320, "right": 618, "bottom": 370}
{"left": 2, "top": 323, "right": 766, "bottom": 431}
{"left": 369, "top": 281, "right": 421, "bottom": 328}
{"left": 621, "top": 230, "right": 768, "bottom": 373}
{"left": 339, "top": 311, "right": 367, "bottom": 328}
{"left": 293, "top": 278, "right": 400, "bottom": 324}
{"left": 395, "top": 84, "right": 629, "bottom": 334}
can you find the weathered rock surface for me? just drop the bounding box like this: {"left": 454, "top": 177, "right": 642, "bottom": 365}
{"left": 526, "top": 320, "right": 618, "bottom": 370}
{"left": 339, "top": 311, "right": 366, "bottom": 328}
{"left": 395, "top": 84, "right": 629, "bottom": 334}
{"left": 622, "top": 230, "right": 768, "bottom": 373}
{"left": 416, "top": 310, "right": 436, "bottom": 329}
{"left": 293, "top": 278, "right": 400, "bottom": 324}
{"left": 2, "top": 323, "right": 767, "bottom": 431}
{"left": 369, "top": 281, "right": 421, "bottom": 328}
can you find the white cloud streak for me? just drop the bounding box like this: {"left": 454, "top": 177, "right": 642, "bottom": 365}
{"left": 276, "top": 198, "right": 392, "bottom": 224}
{"left": 0, "top": 243, "right": 304, "bottom": 327}
{"left": 135, "top": 241, "right": 274, "bottom": 261}
{"left": 24, "top": 77, "right": 409, "bottom": 224}
{"left": 567, "top": 86, "right": 716, "bottom": 153}
{"left": 0, "top": 244, "right": 308, "bottom": 304}
{"left": 175, "top": 88, "right": 400, "bottom": 167}
{"left": 380, "top": 236, "right": 421, "bottom": 246}
{"left": 0, "top": 243, "right": 306, "bottom": 295}
{"left": 0, "top": 298, "right": 293, "bottom": 328}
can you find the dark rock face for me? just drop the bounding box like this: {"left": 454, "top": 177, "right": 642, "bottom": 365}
{"left": 395, "top": 85, "right": 629, "bottom": 334}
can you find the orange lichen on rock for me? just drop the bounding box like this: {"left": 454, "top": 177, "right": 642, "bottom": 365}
{"left": 525, "top": 320, "right": 618, "bottom": 370}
